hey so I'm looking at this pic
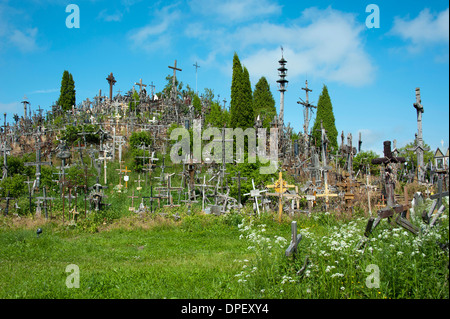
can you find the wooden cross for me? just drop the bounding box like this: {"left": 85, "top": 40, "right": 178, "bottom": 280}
{"left": 285, "top": 221, "right": 302, "bottom": 257}
{"left": 357, "top": 204, "right": 419, "bottom": 250}
{"left": 106, "top": 72, "right": 116, "bottom": 101}
{"left": 372, "top": 141, "right": 406, "bottom": 207}
{"left": 336, "top": 172, "right": 359, "bottom": 212}
{"left": 266, "top": 171, "right": 296, "bottom": 222}
{"left": 168, "top": 60, "right": 182, "bottom": 99}
{"left": 297, "top": 80, "right": 316, "bottom": 140}
{"left": 135, "top": 174, "right": 144, "bottom": 191}
{"left": 315, "top": 180, "right": 338, "bottom": 211}
{"left": 231, "top": 171, "right": 247, "bottom": 210}
{"left": 195, "top": 176, "right": 213, "bottom": 212}
{"left": 430, "top": 177, "right": 449, "bottom": 209}
{"left": 128, "top": 190, "right": 139, "bottom": 211}
{"left": 244, "top": 179, "right": 267, "bottom": 217}
{"left": 35, "top": 187, "right": 55, "bottom": 220}
{"left": 134, "top": 78, "right": 147, "bottom": 93}
{"left": 149, "top": 82, "right": 156, "bottom": 98}
{"left": 121, "top": 166, "right": 132, "bottom": 189}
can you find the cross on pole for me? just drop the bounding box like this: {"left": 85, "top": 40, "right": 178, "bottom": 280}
{"left": 193, "top": 62, "right": 200, "bottom": 95}
{"left": 407, "top": 87, "right": 430, "bottom": 183}
{"left": 297, "top": 80, "right": 316, "bottom": 157}
{"left": 168, "top": 60, "right": 182, "bottom": 99}
{"left": 106, "top": 72, "right": 117, "bottom": 101}
{"left": 149, "top": 82, "right": 156, "bottom": 99}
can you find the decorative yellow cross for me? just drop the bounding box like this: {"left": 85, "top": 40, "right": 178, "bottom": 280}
{"left": 121, "top": 166, "right": 132, "bottom": 188}
{"left": 266, "top": 171, "right": 296, "bottom": 222}
{"left": 315, "top": 179, "right": 338, "bottom": 211}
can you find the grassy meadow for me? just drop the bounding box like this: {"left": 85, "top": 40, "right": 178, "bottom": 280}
{"left": 0, "top": 197, "right": 448, "bottom": 299}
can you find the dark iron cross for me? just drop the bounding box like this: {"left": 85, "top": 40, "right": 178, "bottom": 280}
{"left": 106, "top": 72, "right": 117, "bottom": 101}
{"left": 1, "top": 191, "right": 15, "bottom": 216}
{"left": 231, "top": 171, "right": 247, "bottom": 210}
{"left": 371, "top": 141, "right": 406, "bottom": 207}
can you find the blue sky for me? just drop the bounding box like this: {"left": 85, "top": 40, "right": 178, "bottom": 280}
{"left": 0, "top": 0, "right": 448, "bottom": 156}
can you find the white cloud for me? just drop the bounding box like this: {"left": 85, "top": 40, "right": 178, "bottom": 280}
{"left": 0, "top": 2, "right": 41, "bottom": 53}
{"left": 8, "top": 28, "right": 39, "bottom": 53}
{"left": 390, "top": 7, "right": 449, "bottom": 53}
{"left": 188, "top": 0, "right": 282, "bottom": 23}
{"left": 233, "top": 7, "right": 376, "bottom": 87}
{"left": 31, "top": 89, "right": 59, "bottom": 94}
{"left": 127, "top": 5, "right": 181, "bottom": 52}
{"left": 98, "top": 9, "right": 123, "bottom": 22}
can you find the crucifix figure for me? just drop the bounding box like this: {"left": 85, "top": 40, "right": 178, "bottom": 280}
{"left": 106, "top": 73, "right": 117, "bottom": 102}
{"left": 372, "top": 141, "right": 406, "bottom": 208}
{"left": 168, "top": 60, "right": 182, "bottom": 100}
{"left": 407, "top": 87, "right": 429, "bottom": 183}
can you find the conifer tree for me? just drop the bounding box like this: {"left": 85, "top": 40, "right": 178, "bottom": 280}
{"left": 253, "top": 76, "right": 276, "bottom": 129}
{"left": 57, "top": 70, "right": 76, "bottom": 111}
{"left": 311, "top": 85, "right": 338, "bottom": 151}
{"left": 230, "top": 53, "right": 243, "bottom": 128}
{"left": 230, "top": 53, "right": 254, "bottom": 129}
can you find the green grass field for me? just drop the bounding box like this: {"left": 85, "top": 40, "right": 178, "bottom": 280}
{"left": 0, "top": 198, "right": 448, "bottom": 299}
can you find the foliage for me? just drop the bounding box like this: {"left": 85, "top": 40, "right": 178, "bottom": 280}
{"left": 57, "top": 70, "right": 76, "bottom": 112}
{"left": 59, "top": 124, "right": 99, "bottom": 146}
{"left": 353, "top": 150, "right": 381, "bottom": 176}
{"left": 129, "top": 131, "right": 153, "bottom": 150}
{"left": 205, "top": 101, "right": 230, "bottom": 128}
{"left": 163, "top": 74, "right": 183, "bottom": 99}
{"left": 128, "top": 90, "right": 140, "bottom": 113}
{"left": 253, "top": 77, "right": 276, "bottom": 129}
{"left": 398, "top": 141, "right": 434, "bottom": 172}
{"left": 192, "top": 94, "right": 202, "bottom": 115}
{"left": 0, "top": 174, "right": 27, "bottom": 198}
{"left": 311, "top": 85, "right": 338, "bottom": 152}
{"left": 230, "top": 53, "right": 254, "bottom": 129}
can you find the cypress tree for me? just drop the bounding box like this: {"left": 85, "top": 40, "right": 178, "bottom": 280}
{"left": 253, "top": 76, "right": 276, "bottom": 129}
{"left": 230, "top": 53, "right": 254, "bottom": 129}
{"left": 311, "top": 85, "right": 338, "bottom": 151}
{"left": 230, "top": 53, "right": 243, "bottom": 128}
{"left": 57, "top": 70, "right": 76, "bottom": 111}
